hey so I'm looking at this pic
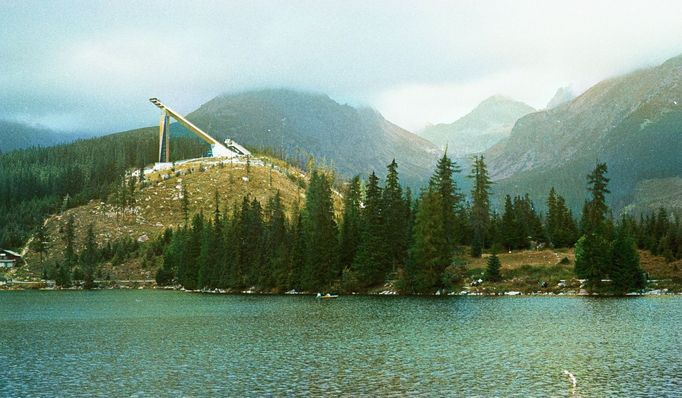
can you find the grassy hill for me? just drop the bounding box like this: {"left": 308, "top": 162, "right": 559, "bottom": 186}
{"left": 17, "top": 155, "right": 335, "bottom": 281}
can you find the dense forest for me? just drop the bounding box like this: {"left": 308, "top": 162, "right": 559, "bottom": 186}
{"left": 0, "top": 127, "right": 207, "bottom": 249}
{"left": 146, "top": 155, "right": 678, "bottom": 294}
{"left": 4, "top": 129, "right": 680, "bottom": 294}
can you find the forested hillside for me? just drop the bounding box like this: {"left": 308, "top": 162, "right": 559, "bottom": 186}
{"left": 0, "top": 127, "right": 206, "bottom": 249}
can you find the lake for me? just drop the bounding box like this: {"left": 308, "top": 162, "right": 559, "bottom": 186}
{"left": 1, "top": 290, "right": 680, "bottom": 397}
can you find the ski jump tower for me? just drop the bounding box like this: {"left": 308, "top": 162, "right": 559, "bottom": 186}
{"left": 149, "top": 98, "right": 250, "bottom": 167}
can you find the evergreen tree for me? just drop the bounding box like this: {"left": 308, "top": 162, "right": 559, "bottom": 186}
{"left": 382, "top": 159, "right": 409, "bottom": 272}
{"left": 177, "top": 213, "right": 204, "bottom": 290}
{"left": 581, "top": 162, "right": 610, "bottom": 236}
{"left": 302, "top": 170, "right": 338, "bottom": 291}
{"left": 339, "top": 176, "right": 362, "bottom": 271}
{"left": 546, "top": 188, "right": 578, "bottom": 248}
{"left": 353, "top": 171, "right": 389, "bottom": 286}
{"left": 610, "top": 223, "right": 645, "bottom": 294}
{"left": 30, "top": 223, "right": 50, "bottom": 264}
{"left": 486, "top": 252, "right": 502, "bottom": 282}
{"left": 575, "top": 163, "right": 611, "bottom": 286}
{"left": 500, "top": 195, "right": 516, "bottom": 251}
{"left": 469, "top": 155, "right": 492, "bottom": 257}
{"left": 428, "top": 152, "right": 463, "bottom": 249}
{"left": 408, "top": 189, "right": 449, "bottom": 292}
{"left": 289, "top": 204, "right": 306, "bottom": 290}
{"left": 264, "top": 192, "right": 289, "bottom": 289}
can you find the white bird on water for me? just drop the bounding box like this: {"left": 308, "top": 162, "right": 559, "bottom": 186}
{"left": 563, "top": 370, "right": 578, "bottom": 397}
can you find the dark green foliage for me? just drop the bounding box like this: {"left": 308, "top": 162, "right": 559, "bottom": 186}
{"left": 610, "top": 224, "right": 645, "bottom": 294}
{"left": 581, "top": 162, "right": 610, "bottom": 236}
{"left": 30, "top": 223, "right": 50, "bottom": 263}
{"left": 382, "top": 160, "right": 410, "bottom": 273}
{"left": 352, "top": 171, "right": 389, "bottom": 286}
{"left": 406, "top": 189, "right": 450, "bottom": 292}
{"left": 575, "top": 163, "right": 613, "bottom": 287}
{"left": 486, "top": 253, "right": 502, "bottom": 282}
{"left": 428, "top": 152, "right": 464, "bottom": 248}
{"left": 339, "top": 176, "right": 362, "bottom": 271}
{"left": 469, "top": 155, "right": 492, "bottom": 257}
{"left": 546, "top": 187, "right": 578, "bottom": 248}
{"left": 301, "top": 170, "right": 338, "bottom": 290}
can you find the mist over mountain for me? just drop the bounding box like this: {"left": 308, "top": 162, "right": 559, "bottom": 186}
{"left": 546, "top": 87, "right": 575, "bottom": 109}
{"left": 486, "top": 54, "right": 682, "bottom": 213}
{"left": 186, "top": 89, "right": 441, "bottom": 186}
{"left": 0, "top": 120, "right": 90, "bottom": 153}
{"left": 419, "top": 96, "right": 535, "bottom": 156}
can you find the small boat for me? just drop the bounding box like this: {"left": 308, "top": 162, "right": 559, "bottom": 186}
{"left": 316, "top": 292, "right": 339, "bottom": 299}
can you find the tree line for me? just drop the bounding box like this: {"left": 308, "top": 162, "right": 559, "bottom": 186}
{"left": 153, "top": 153, "right": 666, "bottom": 294}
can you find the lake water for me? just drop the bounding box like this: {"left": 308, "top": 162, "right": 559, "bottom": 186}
{"left": 0, "top": 291, "right": 680, "bottom": 397}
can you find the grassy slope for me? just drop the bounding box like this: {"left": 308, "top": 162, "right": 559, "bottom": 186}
{"left": 18, "top": 156, "right": 340, "bottom": 281}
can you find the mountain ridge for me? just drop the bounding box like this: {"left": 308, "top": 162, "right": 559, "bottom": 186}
{"left": 419, "top": 96, "right": 535, "bottom": 156}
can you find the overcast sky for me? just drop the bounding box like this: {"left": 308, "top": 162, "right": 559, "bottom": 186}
{"left": 2, "top": 0, "right": 682, "bottom": 133}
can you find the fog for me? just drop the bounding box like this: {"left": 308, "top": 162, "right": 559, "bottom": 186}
{"left": 1, "top": 0, "right": 682, "bottom": 133}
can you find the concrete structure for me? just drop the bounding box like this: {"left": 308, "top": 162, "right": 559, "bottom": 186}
{"left": 149, "top": 98, "right": 251, "bottom": 164}
{"left": 0, "top": 249, "right": 22, "bottom": 268}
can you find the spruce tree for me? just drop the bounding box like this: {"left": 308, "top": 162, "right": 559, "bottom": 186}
{"left": 264, "top": 192, "right": 288, "bottom": 289}
{"left": 382, "top": 160, "right": 409, "bottom": 272}
{"left": 302, "top": 170, "right": 338, "bottom": 291}
{"left": 339, "top": 176, "right": 362, "bottom": 271}
{"left": 429, "top": 152, "right": 463, "bottom": 249}
{"left": 486, "top": 252, "right": 502, "bottom": 282}
{"left": 408, "top": 189, "right": 449, "bottom": 292}
{"left": 500, "top": 195, "right": 516, "bottom": 251}
{"left": 469, "top": 155, "right": 492, "bottom": 257}
{"left": 353, "top": 171, "right": 389, "bottom": 287}
{"left": 610, "top": 223, "right": 645, "bottom": 294}
{"left": 31, "top": 223, "right": 50, "bottom": 264}
{"left": 575, "top": 163, "right": 611, "bottom": 286}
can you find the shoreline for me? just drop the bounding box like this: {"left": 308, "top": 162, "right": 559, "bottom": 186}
{"left": 1, "top": 282, "right": 680, "bottom": 297}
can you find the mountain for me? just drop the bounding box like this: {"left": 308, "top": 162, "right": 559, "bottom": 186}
{"left": 419, "top": 96, "right": 535, "bottom": 156}
{"left": 546, "top": 87, "right": 575, "bottom": 109}
{"left": 486, "top": 54, "right": 682, "bottom": 213}
{"left": 0, "top": 120, "right": 89, "bottom": 153}
{"left": 185, "top": 89, "right": 441, "bottom": 187}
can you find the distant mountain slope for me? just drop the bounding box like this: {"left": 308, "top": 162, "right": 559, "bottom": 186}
{"left": 419, "top": 96, "right": 535, "bottom": 156}
{"left": 0, "top": 120, "right": 89, "bottom": 153}
{"left": 186, "top": 89, "right": 440, "bottom": 187}
{"left": 487, "top": 54, "right": 682, "bottom": 213}
{"left": 546, "top": 87, "right": 575, "bottom": 109}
